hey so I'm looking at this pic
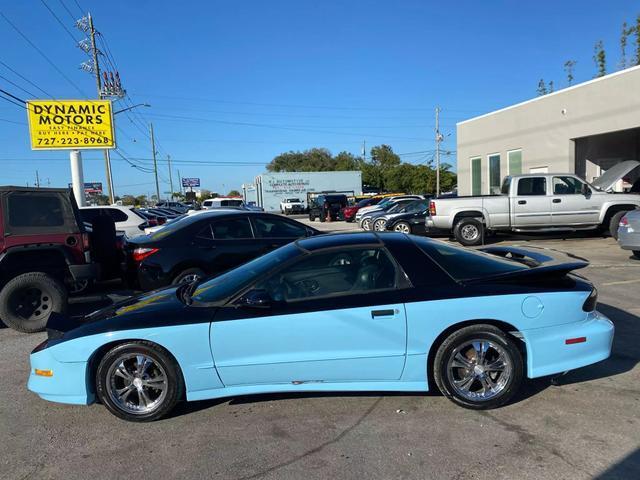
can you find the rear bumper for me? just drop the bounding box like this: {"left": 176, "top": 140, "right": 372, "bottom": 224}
{"left": 27, "top": 347, "right": 93, "bottom": 405}
{"left": 617, "top": 228, "right": 640, "bottom": 250}
{"left": 522, "top": 310, "right": 614, "bottom": 378}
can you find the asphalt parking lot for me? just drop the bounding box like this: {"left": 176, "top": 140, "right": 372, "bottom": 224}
{"left": 1, "top": 222, "right": 639, "bottom": 480}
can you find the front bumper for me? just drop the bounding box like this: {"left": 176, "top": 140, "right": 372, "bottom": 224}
{"left": 522, "top": 310, "right": 614, "bottom": 378}
{"left": 27, "top": 345, "right": 94, "bottom": 405}
{"left": 617, "top": 227, "right": 640, "bottom": 251}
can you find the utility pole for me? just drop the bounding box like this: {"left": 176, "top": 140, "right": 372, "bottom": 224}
{"left": 167, "top": 154, "right": 174, "bottom": 200}
{"left": 35, "top": 170, "right": 40, "bottom": 188}
{"left": 362, "top": 140, "right": 366, "bottom": 162}
{"left": 150, "top": 123, "right": 160, "bottom": 202}
{"left": 177, "top": 169, "right": 183, "bottom": 195}
{"left": 435, "top": 107, "right": 442, "bottom": 196}
{"left": 87, "top": 13, "right": 115, "bottom": 204}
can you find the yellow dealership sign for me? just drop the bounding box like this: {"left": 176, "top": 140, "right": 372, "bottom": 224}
{"left": 26, "top": 99, "right": 116, "bottom": 150}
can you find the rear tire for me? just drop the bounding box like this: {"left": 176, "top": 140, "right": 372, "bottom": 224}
{"left": 609, "top": 211, "right": 628, "bottom": 239}
{"left": 393, "top": 221, "right": 412, "bottom": 234}
{"left": 171, "top": 267, "right": 205, "bottom": 285}
{"left": 453, "top": 218, "right": 484, "bottom": 246}
{"left": 633, "top": 251, "right": 640, "bottom": 259}
{"left": 433, "top": 324, "right": 523, "bottom": 410}
{"left": 0, "top": 272, "right": 67, "bottom": 333}
{"left": 361, "top": 218, "right": 372, "bottom": 231}
{"left": 96, "top": 341, "right": 184, "bottom": 422}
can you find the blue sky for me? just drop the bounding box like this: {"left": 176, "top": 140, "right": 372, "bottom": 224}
{"left": 0, "top": 0, "right": 637, "bottom": 196}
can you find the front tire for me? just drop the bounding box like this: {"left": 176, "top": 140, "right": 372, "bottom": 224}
{"left": 453, "top": 218, "right": 484, "bottom": 246}
{"left": 433, "top": 324, "right": 523, "bottom": 409}
{"left": 96, "top": 341, "right": 184, "bottom": 422}
{"left": 0, "top": 272, "right": 67, "bottom": 333}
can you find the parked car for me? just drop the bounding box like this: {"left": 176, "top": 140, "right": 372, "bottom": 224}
{"left": 280, "top": 198, "right": 305, "bottom": 215}
{"left": 30, "top": 233, "right": 613, "bottom": 421}
{"left": 202, "top": 198, "right": 244, "bottom": 209}
{"left": 617, "top": 209, "right": 640, "bottom": 258}
{"left": 125, "top": 210, "right": 318, "bottom": 290}
{"left": 0, "top": 187, "right": 100, "bottom": 332}
{"left": 354, "top": 195, "right": 424, "bottom": 223}
{"left": 155, "top": 201, "right": 190, "bottom": 213}
{"left": 342, "top": 196, "right": 382, "bottom": 222}
{"left": 377, "top": 199, "right": 431, "bottom": 233}
{"left": 360, "top": 198, "right": 421, "bottom": 231}
{"left": 427, "top": 162, "right": 640, "bottom": 246}
{"left": 80, "top": 205, "right": 149, "bottom": 239}
{"left": 308, "top": 193, "right": 348, "bottom": 222}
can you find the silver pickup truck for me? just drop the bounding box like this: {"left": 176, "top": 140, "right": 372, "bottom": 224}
{"left": 427, "top": 160, "right": 640, "bottom": 246}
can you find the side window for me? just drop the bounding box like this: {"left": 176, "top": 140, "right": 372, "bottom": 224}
{"left": 553, "top": 176, "right": 584, "bottom": 195}
{"left": 105, "top": 208, "right": 128, "bottom": 223}
{"left": 7, "top": 193, "right": 64, "bottom": 227}
{"left": 517, "top": 177, "right": 547, "bottom": 196}
{"left": 79, "top": 208, "right": 100, "bottom": 224}
{"left": 255, "top": 248, "right": 398, "bottom": 302}
{"left": 210, "top": 218, "right": 253, "bottom": 239}
{"left": 253, "top": 216, "right": 307, "bottom": 238}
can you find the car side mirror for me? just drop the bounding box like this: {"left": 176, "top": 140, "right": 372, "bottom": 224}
{"left": 583, "top": 185, "right": 592, "bottom": 198}
{"left": 238, "top": 289, "right": 272, "bottom": 308}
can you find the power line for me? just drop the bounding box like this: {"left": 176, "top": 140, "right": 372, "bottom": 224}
{"left": 71, "top": 0, "right": 84, "bottom": 16}
{"left": 0, "top": 59, "right": 54, "bottom": 97}
{"left": 0, "top": 73, "right": 38, "bottom": 98}
{"left": 0, "top": 117, "right": 26, "bottom": 125}
{"left": 0, "top": 88, "right": 27, "bottom": 108}
{"left": 57, "top": 0, "right": 78, "bottom": 23}
{"left": 39, "top": 0, "right": 83, "bottom": 45}
{"left": 0, "top": 12, "right": 87, "bottom": 97}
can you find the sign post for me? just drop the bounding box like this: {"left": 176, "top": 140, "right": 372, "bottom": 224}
{"left": 26, "top": 99, "right": 116, "bottom": 207}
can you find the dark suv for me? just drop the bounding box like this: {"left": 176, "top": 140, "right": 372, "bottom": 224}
{"left": 0, "top": 187, "right": 99, "bottom": 332}
{"left": 308, "top": 194, "right": 348, "bottom": 222}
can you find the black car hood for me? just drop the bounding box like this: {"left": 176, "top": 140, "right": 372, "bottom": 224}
{"left": 48, "top": 285, "right": 216, "bottom": 342}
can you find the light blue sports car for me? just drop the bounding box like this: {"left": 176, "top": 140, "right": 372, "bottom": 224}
{"left": 28, "top": 233, "right": 614, "bottom": 421}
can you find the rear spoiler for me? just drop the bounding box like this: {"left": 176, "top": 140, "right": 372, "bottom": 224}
{"left": 469, "top": 245, "right": 589, "bottom": 283}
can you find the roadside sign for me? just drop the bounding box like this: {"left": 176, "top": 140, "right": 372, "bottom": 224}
{"left": 67, "top": 182, "right": 103, "bottom": 194}
{"left": 26, "top": 99, "right": 116, "bottom": 150}
{"left": 182, "top": 177, "right": 200, "bottom": 187}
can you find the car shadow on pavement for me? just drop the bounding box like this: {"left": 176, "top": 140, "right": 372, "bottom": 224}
{"left": 550, "top": 303, "right": 639, "bottom": 386}
{"left": 594, "top": 447, "right": 640, "bottom": 479}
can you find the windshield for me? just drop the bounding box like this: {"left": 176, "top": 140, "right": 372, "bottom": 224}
{"left": 285, "top": 198, "right": 301, "bottom": 203}
{"left": 192, "top": 243, "right": 302, "bottom": 303}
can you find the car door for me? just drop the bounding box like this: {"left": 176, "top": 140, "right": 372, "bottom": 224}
{"left": 193, "top": 216, "right": 262, "bottom": 274}
{"left": 250, "top": 215, "right": 310, "bottom": 253}
{"left": 551, "top": 176, "right": 600, "bottom": 225}
{"left": 210, "top": 247, "right": 408, "bottom": 386}
{"left": 511, "top": 177, "right": 552, "bottom": 227}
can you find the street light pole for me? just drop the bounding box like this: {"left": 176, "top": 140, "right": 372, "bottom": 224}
{"left": 150, "top": 122, "right": 160, "bottom": 202}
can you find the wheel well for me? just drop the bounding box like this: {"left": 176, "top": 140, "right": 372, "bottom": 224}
{"left": 602, "top": 205, "right": 637, "bottom": 226}
{"left": 0, "top": 250, "right": 68, "bottom": 282}
{"left": 453, "top": 211, "right": 485, "bottom": 227}
{"left": 87, "top": 339, "right": 185, "bottom": 400}
{"left": 426, "top": 319, "right": 527, "bottom": 386}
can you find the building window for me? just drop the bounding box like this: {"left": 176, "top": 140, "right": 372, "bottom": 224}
{"left": 508, "top": 150, "right": 522, "bottom": 175}
{"left": 470, "top": 157, "right": 482, "bottom": 196}
{"left": 488, "top": 154, "right": 501, "bottom": 194}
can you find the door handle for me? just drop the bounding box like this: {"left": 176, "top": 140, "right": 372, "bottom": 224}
{"left": 553, "top": 198, "right": 562, "bottom": 203}
{"left": 518, "top": 200, "right": 527, "bottom": 205}
{"left": 371, "top": 309, "right": 395, "bottom": 318}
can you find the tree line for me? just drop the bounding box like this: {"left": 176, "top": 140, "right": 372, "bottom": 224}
{"left": 266, "top": 145, "right": 456, "bottom": 194}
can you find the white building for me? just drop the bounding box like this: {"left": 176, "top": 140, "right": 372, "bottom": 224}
{"left": 456, "top": 65, "right": 640, "bottom": 196}
{"left": 242, "top": 171, "right": 362, "bottom": 212}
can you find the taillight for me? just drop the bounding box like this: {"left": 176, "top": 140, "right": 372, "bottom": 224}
{"left": 148, "top": 217, "right": 158, "bottom": 227}
{"left": 582, "top": 287, "right": 598, "bottom": 312}
{"left": 132, "top": 247, "right": 159, "bottom": 262}
{"left": 429, "top": 201, "right": 436, "bottom": 216}
{"left": 82, "top": 233, "right": 90, "bottom": 250}
{"left": 619, "top": 215, "right": 629, "bottom": 227}
{"left": 157, "top": 217, "right": 167, "bottom": 225}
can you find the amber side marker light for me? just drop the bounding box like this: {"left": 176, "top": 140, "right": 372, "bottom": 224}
{"left": 35, "top": 369, "right": 53, "bottom": 377}
{"left": 565, "top": 337, "right": 587, "bottom": 345}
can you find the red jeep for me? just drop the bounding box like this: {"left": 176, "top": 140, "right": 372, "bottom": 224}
{"left": 0, "top": 187, "right": 100, "bottom": 332}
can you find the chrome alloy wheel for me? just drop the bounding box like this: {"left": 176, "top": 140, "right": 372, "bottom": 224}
{"left": 460, "top": 224, "right": 480, "bottom": 242}
{"left": 361, "top": 218, "right": 372, "bottom": 231}
{"left": 373, "top": 219, "right": 387, "bottom": 231}
{"left": 446, "top": 339, "right": 512, "bottom": 401}
{"left": 394, "top": 223, "right": 410, "bottom": 234}
{"left": 106, "top": 353, "right": 168, "bottom": 415}
{"left": 181, "top": 273, "right": 201, "bottom": 284}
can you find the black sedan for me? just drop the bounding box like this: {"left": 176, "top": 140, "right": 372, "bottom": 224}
{"left": 384, "top": 201, "right": 430, "bottom": 234}
{"left": 126, "top": 211, "right": 318, "bottom": 290}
